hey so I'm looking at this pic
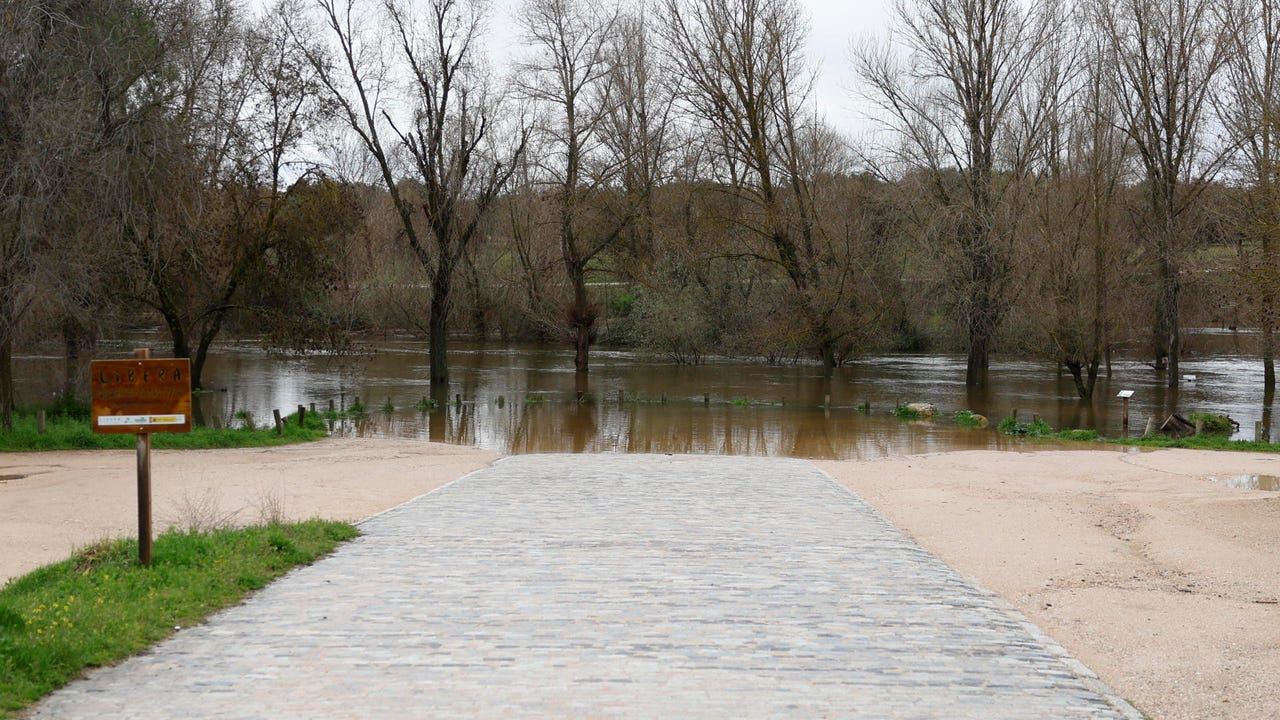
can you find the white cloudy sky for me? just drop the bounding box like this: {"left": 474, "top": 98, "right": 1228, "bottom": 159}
{"left": 481, "top": 0, "right": 896, "bottom": 137}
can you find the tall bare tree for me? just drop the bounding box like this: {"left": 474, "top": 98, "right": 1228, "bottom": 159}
{"left": 1094, "top": 0, "right": 1231, "bottom": 387}
{"left": 856, "top": 0, "right": 1051, "bottom": 385}
{"left": 663, "top": 0, "right": 860, "bottom": 371}
{"left": 304, "top": 0, "right": 526, "bottom": 385}
{"left": 1021, "top": 5, "right": 1134, "bottom": 399}
{"left": 1219, "top": 0, "right": 1280, "bottom": 391}
{"left": 516, "top": 0, "right": 627, "bottom": 375}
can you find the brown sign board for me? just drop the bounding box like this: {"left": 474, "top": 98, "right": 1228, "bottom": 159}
{"left": 91, "top": 358, "right": 193, "bottom": 434}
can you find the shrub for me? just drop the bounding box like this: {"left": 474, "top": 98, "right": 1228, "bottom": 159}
{"left": 998, "top": 415, "right": 1053, "bottom": 437}
{"left": 1187, "top": 412, "right": 1235, "bottom": 435}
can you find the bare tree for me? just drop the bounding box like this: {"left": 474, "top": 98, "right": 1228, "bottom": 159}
{"left": 1093, "top": 0, "right": 1231, "bottom": 387}
{"left": 1028, "top": 20, "right": 1133, "bottom": 399}
{"left": 304, "top": 0, "right": 526, "bottom": 385}
{"left": 1219, "top": 0, "right": 1280, "bottom": 391}
{"left": 856, "top": 0, "right": 1051, "bottom": 384}
{"left": 663, "top": 0, "right": 861, "bottom": 371}
{"left": 0, "top": 0, "right": 175, "bottom": 426}
{"left": 515, "top": 0, "right": 630, "bottom": 375}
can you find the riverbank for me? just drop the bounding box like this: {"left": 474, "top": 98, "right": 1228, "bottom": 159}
{"left": 3, "top": 443, "right": 1275, "bottom": 719}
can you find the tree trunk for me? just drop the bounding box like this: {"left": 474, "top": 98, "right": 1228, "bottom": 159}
{"left": 62, "top": 319, "right": 81, "bottom": 401}
{"left": 429, "top": 279, "right": 450, "bottom": 385}
{"left": 0, "top": 335, "right": 13, "bottom": 430}
{"left": 1065, "top": 359, "right": 1088, "bottom": 399}
{"left": 570, "top": 270, "right": 593, "bottom": 375}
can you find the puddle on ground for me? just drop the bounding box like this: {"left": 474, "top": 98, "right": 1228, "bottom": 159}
{"left": 1215, "top": 474, "right": 1280, "bottom": 491}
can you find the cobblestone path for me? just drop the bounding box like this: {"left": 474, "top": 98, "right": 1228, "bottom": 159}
{"left": 33, "top": 454, "right": 1141, "bottom": 719}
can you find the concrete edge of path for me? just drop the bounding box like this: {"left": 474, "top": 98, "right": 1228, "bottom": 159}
{"left": 355, "top": 457, "right": 501, "bottom": 527}
{"left": 811, "top": 463, "right": 1149, "bottom": 720}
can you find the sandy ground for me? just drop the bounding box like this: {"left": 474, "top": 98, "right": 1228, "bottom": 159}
{"left": 0, "top": 438, "right": 497, "bottom": 583}
{"left": 818, "top": 448, "right": 1280, "bottom": 720}
{"left": 2, "top": 442, "right": 1276, "bottom": 719}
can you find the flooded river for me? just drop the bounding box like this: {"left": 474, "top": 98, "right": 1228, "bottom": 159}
{"left": 15, "top": 330, "right": 1276, "bottom": 460}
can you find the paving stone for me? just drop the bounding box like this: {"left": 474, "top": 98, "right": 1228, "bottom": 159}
{"left": 32, "top": 454, "right": 1142, "bottom": 719}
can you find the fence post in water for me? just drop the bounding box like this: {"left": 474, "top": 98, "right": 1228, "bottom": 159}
{"left": 455, "top": 394, "right": 462, "bottom": 409}
{"left": 273, "top": 409, "right": 283, "bottom": 435}
{"left": 298, "top": 405, "right": 306, "bottom": 427}
{"left": 704, "top": 394, "right": 710, "bottom": 405}
{"left": 328, "top": 398, "right": 334, "bottom": 413}
{"left": 36, "top": 410, "right": 45, "bottom": 434}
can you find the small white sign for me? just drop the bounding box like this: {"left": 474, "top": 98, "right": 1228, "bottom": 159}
{"left": 1116, "top": 390, "right": 1134, "bottom": 399}
{"left": 97, "top": 414, "right": 187, "bottom": 427}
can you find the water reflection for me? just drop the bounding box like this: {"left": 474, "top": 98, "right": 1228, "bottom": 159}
{"left": 14, "top": 332, "right": 1279, "bottom": 460}
{"left": 1216, "top": 475, "right": 1280, "bottom": 491}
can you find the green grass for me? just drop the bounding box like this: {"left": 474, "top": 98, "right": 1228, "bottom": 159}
{"left": 953, "top": 409, "right": 986, "bottom": 428}
{"left": 893, "top": 404, "right": 927, "bottom": 420}
{"left": 1113, "top": 434, "right": 1280, "bottom": 452}
{"left": 997, "top": 415, "right": 1054, "bottom": 437}
{"left": 0, "top": 521, "right": 359, "bottom": 715}
{"left": 0, "top": 410, "right": 327, "bottom": 452}
{"left": 1185, "top": 412, "right": 1235, "bottom": 435}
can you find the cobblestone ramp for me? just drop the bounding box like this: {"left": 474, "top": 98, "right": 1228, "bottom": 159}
{"left": 33, "top": 454, "right": 1141, "bottom": 719}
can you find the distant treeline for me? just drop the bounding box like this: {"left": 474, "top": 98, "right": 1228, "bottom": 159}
{"left": 2, "top": 0, "right": 1276, "bottom": 430}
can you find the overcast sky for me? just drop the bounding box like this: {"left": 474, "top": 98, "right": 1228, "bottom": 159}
{"left": 482, "top": 0, "right": 896, "bottom": 137}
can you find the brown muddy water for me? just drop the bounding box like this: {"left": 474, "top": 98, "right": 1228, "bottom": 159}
{"left": 14, "top": 329, "right": 1279, "bottom": 461}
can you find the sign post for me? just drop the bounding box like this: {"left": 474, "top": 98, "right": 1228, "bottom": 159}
{"left": 1117, "top": 390, "right": 1135, "bottom": 436}
{"left": 91, "top": 350, "right": 192, "bottom": 566}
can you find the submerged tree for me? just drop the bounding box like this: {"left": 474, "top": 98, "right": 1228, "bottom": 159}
{"left": 1094, "top": 0, "right": 1231, "bottom": 387}
{"left": 856, "top": 0, "right": 1053, "bottom": 385}
{"left": 1219, "top": 0, "right": 1280, "bottom": 391}
{"left": 516, "top": 0, "right": 627, "bottom": 375}
{"left": 305, "top": 0, "right": 526, "bottom": 385}
{"left": 664, "top": 0, "right": 864, "bottom": 371}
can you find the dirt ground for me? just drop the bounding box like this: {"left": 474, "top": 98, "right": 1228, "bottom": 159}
{"left": 2, "top": 441, "right": 1276, "bottom": 719}
{"left": 818, "top": 448, "right": 1280, "bottom": 720}
{"left": 0, "top": 437, "right": 497, "bottom": 583}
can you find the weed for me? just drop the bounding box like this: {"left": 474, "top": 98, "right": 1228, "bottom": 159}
{"left": 998, "top": 415, "right": 1053, "bottom": 437}
{"left": 953, "top": 410, "right": 987, "bottom": 428}
{"left": 730, "top": 398, "right": 753, "bottom": 407}
{"left": 413, "top": 397, "right": 438, "bottom": 412}
{"left": 171, "top": 488, "right": 240, "bottom": 534}
{"left": 254, "top": 485, "right": 287, "bottom": 527}
{"left": 1186, "top": 412, "right": 1236, "bottom": 435}
{"left": 894, "top": 404, "right": 923, "bottom": 420}
{"left": 1053, "top": 429, "right": 1100, "bottom": 442}
{"left": 233, "top": 409, "right": 255, "bottom": 431}
{"left": 526, "top": 394, "right": 546, "bottom": 405}
{"left": 381, "top": 398, "right": 395, "bottom": 415}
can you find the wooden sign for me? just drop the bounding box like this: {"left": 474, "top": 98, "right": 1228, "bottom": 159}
{"left": 91, "top": 358, "right": 193, "bottom": 434}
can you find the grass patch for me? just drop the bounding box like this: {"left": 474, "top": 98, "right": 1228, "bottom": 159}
{"left": 997, "top": 415, "right": 1054, "bottom": 437}
{"left": 0, "top": 520, "right": 358, "bottom": 715}
{"left": 953, "top": 409, "right": 986, "bottom": 428}
{"left": 413, "top": 397, "right": 439, "bottom": 412}
{"left": 1185, "top": 412, "right": 1235, "bottom": 435}
{"left": 1113, "top": 434, "right": 1280, "bottom": 452}
{"left": 0, "top": 410, "right": 327, "bottom": 452}
{"left": 893, "top": 404, "right": 929, "bottom": 420}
